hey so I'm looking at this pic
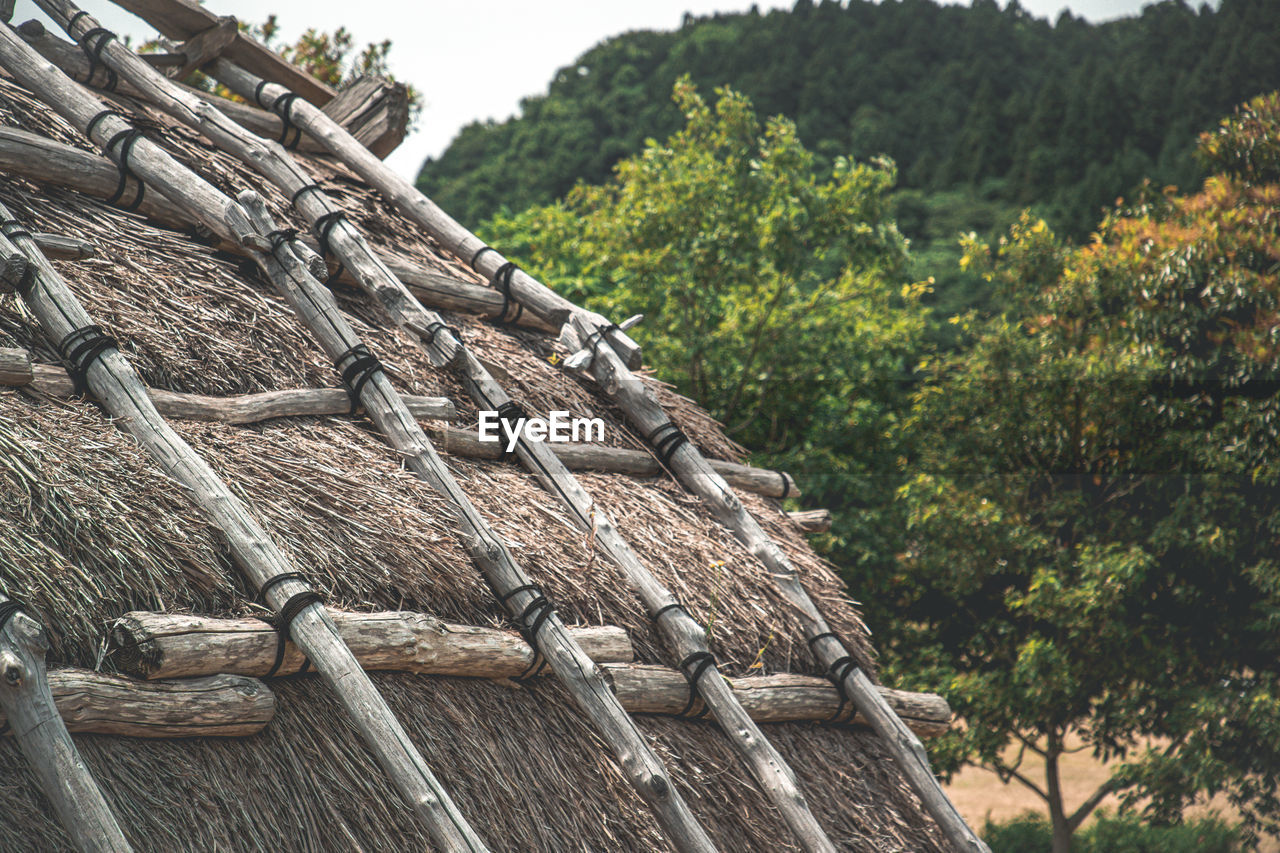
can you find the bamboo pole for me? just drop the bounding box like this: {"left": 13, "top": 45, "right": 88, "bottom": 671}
{"left": 0, "top": 32, "right": 488, "bottom": 853}
{"left": 2, "top": 669, "right": 275, "bottom": 738}
{"left": 112, "top": 611, "right": 633, "bottom": 680}
{"left": 0, "top": 594, "right": 132, "bottom": 852}
{"left": 562, "top": 314, "right": 991, "bottom": 853}
{"left": 50, "top": 12, "right": 840, "bottom": 849}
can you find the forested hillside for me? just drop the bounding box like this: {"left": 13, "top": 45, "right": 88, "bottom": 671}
{"left": 418, "top": 0, "right": 1279, "bottom": 241}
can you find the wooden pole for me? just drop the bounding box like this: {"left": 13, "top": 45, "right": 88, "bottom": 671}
{"left": 0, "top": 595, "right": 133, "bottom": 851}
{"left": 112, "top": 611, "right": 633, "bottom": 680}
{"left": 787, "top": 509, "right": 831, "bottom": 534}
{"left": 47, "top": 13, "right": 837, "bottom": 847}
{"left": 563, "top": 313, "right": 992, "bottom": 853}
{"left": 2, "top": 669, "right": 275, "bottom": 738}
{"left": 601, "top": 665, "right": 951, "bottom": 735}
{"left": 0, "top": 122, "right": 556, "bottom": 332}
{"left": 0, "top": 32, "right": 488, "bottom": 853}
{"left": 196, "top": 57, "right": 647, "bottom": 367}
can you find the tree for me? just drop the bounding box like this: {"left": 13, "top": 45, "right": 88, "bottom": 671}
{"left": 484, "top": 78, "right": 929, "bottom": 577}
{"left": 881, "top": 94, "right": 1280, "bottom": 853}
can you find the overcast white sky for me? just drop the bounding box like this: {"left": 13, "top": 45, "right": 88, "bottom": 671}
{"left": 19, "top": 0, "right": 1155, "bottom": 179}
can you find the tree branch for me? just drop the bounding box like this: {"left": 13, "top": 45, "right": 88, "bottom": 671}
{"left": 1067, "top": 779, "right": 1118, "bottom": 833}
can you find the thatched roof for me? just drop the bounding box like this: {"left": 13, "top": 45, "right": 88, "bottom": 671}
{"left": 0, "top": 15, "right": 950, "bottom": 851}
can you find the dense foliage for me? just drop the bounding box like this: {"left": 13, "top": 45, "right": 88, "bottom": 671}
{"left": 884, "top": 93, "right": 1280, "bottom": 851}
{"left": 984, "top": 811, "right": 1242, "bottom": 853}
{"left": 418, "top": 0, "right": 1279, "bottom": 242}
{"left": 485, "top": 79, "right": 927, "bottom": 606}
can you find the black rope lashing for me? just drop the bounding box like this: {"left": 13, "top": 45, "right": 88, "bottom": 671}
{"left": 499, "top": 584, "right": 555, "bottom": 680}
{"left": 495, "top": 400, "right": 528, "bottom": 457}
{"left": 489, "top": 261, "right": 524, "bottom": 324}
{"left": 77, "top": 26, "right": 119, "bottom": 92}
{"left": 0, "top": 220, "right": 36, "bottom": 297}
{"left": 646, "top": 422, "right": 689, "bottom": 468}
{"left": 312, "top": 210, "right": 347, "bottom": 284}
{"left": 334, "top": 344, "right": 384, "bottom": 414}
{"left": 58, "top": 325, "right": 118, "bottom": 397}
{"left": 272, "top": 93, "right": 302, "bottom": 150}
{"left": 67, "top": 10, "right": 92, "bottom": 30}
{"left": 777, "top": 471, "right": 792, "bottom": 499}
{"left": 265, "top": 228, "right": 298, "bottom": 255}
{"left": 102, "top": 127, "right": 147, "bottom": 212}
{"left": 583, "top": 323, "right": 620, "bottom": 360}
{"left": 84, "top": 108, "right": 124, "bottom": 142}
{"left": 652, "top": 602, "right": 687, "bottom": 622}
{"left": 677, "top": 651, "right": 717, "bottom": 718}
{"left": 255, "top": 573, "right": 322, "bottom": 678}
{"left": 824, "top": 655, "right": 859, "bottom": 723}
{"left": 421, "top": 320, "right": 461, "bottom": 349}
{"left": 469, "top": 246, "right": 497, "bottom": 268}
{"left": 290, "top": 183, "right": 328, "bottom": 207}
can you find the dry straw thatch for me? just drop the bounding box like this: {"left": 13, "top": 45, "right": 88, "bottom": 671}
{"left": 0, "top": 49, "right": 945, "bottom": 853}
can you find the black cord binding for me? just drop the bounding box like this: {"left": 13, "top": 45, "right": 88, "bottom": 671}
{"left": 777, "top": 471, "right": 791, "bottom": 499}
{"left": 84, "top": 108, "right": 123, "bottom": 141}
{"left": 677, "top": 651, "right": 717, "bottom": 718}
{"left": 256, "top": 574, "right": 322, "bottom": 678}
{"left": 824, "top": 655, "right": 858, "bottom": 723}
{"left": 469, "top": 246, "right": 497, "bottom": 268}
{"left": 582, "top": 323, "right": 620, "bottom": 360}
{"left": 495, "top": 400, "right": 528, "bottom": 457}
{"left": 652, "top": 602, "right": 687, "bottom": 622}
{"left": 421, "top": 321, "right": 461, "bottom": 348}
{"left": 291, "top": 184, "right": 327, "bottom": 207}
{"left": 646, "top": 423, "right": 689, "bottom": 468}
{"left": 102, "top": 127, "right": 147, "bottom": 212}
{"left": 335, "top": 344, "right": 384, "bottom": 414}
{"left": 499, "top": 584, "right": 555, "bottom": 680}
{"left": 265, "top": 228, "right": 298, "bottom": 254}
{"left": 67, "top": 10, "right": 92, "bottom": 30}
{"left": 77, "top": 26, "right": 119, "bottom": 92}
{"left": 272, "top": 93, "right": 302, "bottom": 150}
{"left": 58, "top": 325, "right": 118, "bottom": 397}
{"left": 489, "top": 261, "right": 523, "bottom": 324}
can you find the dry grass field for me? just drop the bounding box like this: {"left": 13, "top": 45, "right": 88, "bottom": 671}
{"left": 943, "top": 735, "right": 1280, "bottom": 852}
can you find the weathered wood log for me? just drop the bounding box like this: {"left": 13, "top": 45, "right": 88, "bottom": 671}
{"left": 237, "top": 188, "right": 717, "bottom": 852}
{"left": 63, "top": 17, "right": 826, "bottom": 846}
{"left": 108, "top": 0, "right": 335, "bottom": 106}
{"left": 601, "top": 665, "right": 950, "bottom": 736}
{"left": 0, "top": 31, "right": 488, "bottom": 852}
{"left": 202, "top": 57, "right": 649, "bottom": 366}
{"left": 32, "top": 232, "right": 95, "bottom": 260}
{"left": 0, "top": 346, "right": 31, "bottom": 384}
{"left": 0, "top": 124, "right": 556, "bottom": 333}
{"left": 166, "top": 15, "right": 237, "bottom": 82}
{"left": 0, "top": 597, "right": 133, "bottom": 851}
{"left": 564, "top": 315, "right": 991, "bottom": 852}
{"left": 319, "top": 74, "right": 409, "bottom": 159}
{"left": 5, "top": 353, "right": 456, "bottom": 423}
{"left": 112, "top": 611, "right": 633, "bottom": 680}
{"left": 788, "top": 509, "right": 831, "bottom": 534}
{"left": 1, "top": 669, "right": 274, "bottom": 738}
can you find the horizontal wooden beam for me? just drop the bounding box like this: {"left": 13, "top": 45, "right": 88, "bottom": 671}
{"left": 1, "top": 670, "right": 273, "bottom": 738}
{"left": 0, "top": 347, "right": 456, "bottom": 423}
{"left": 601, "top": 664, "right": 951, "bottom": 737}
{"left": 111, "top": 610, "right": 634, "bottom": 680}
{"left": 107, "top": 0, "right": 335, "bottom": 105}
{"left": 107, "top": 611, "right": 947, "bottom": 734}
{"left": 787, "top": 509, "right": 830, "bottom": 534}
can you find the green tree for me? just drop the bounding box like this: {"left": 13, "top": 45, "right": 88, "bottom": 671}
{"left": 485, "top": 79, "right": 928, "bottom": 575}
{"left": 882, "top": 94, "right": 1280, "bottom": 853}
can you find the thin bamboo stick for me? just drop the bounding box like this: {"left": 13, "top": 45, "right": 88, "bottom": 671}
{"left": 563, "top": 314, "right": 991, "bottom": 853}
{"left": 0, "top": 29, "right": 488, "bottom": 852}
{"left": 0, "top": 593, "right": 133, "bottom": 852}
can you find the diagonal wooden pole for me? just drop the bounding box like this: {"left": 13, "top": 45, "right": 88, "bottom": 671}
{"left": 43, "top": 9, "right": 842, "bottom": 849}
{"left": 0, "top": 33, "right": 489, "bottom": 853}
{"left": 561, "top": 314, "right": 991, "bottom": 853}
{"left": 0, "top": 592, "right": 132, "bottom": 852}
{"left": 18, "top": 8, "right": 717, "bottom": 848}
